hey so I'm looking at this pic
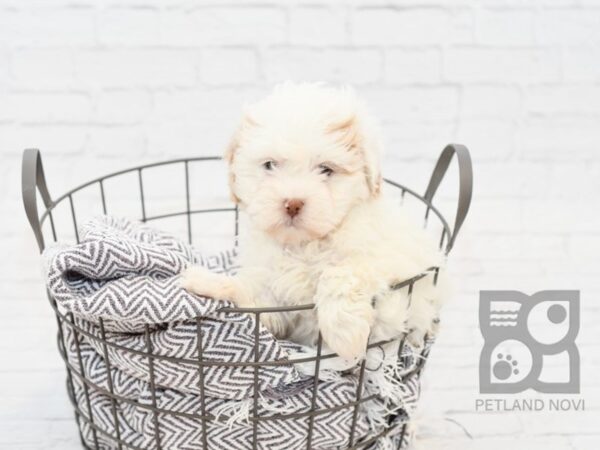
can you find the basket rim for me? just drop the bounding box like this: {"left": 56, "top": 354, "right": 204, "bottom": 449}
{"left": 39, "top": 156, "right": 451, "bottom": 241}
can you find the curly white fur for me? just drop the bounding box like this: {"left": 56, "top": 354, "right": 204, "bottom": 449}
{"left": 182, "top": 82, "right": 446, "bottom": 362}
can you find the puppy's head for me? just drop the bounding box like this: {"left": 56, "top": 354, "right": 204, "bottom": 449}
{"left": 226, "top": 83, "right": 382, "bottom": 245}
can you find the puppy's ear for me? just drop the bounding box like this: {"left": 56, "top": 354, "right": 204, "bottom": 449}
{"left": 224, "top": 129, "right": 241, "bottom": 204}
{"left": 361, "top": 136, "right": 382, "bottom": 197}
{"left": 328, "top": 115, "right": 382, "bottom": 197}
{"left": 225, "top": 113, "right": 258, "bottom": 204}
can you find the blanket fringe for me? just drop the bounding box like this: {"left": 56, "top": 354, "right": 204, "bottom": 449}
{"left": 212, "top": 399, "right": 253, "bottom": 429}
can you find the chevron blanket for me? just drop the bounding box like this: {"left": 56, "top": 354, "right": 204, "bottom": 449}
{"left": 45, "top": 216, "right": 427, "bottom": 450}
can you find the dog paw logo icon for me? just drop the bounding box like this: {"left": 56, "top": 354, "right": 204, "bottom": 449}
{"left": 479, "top": 290, "right": 580, "bottom": 394}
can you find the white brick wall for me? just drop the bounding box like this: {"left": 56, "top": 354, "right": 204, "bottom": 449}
{"left": 1, "top": 1, "right": 599, "bottom": 449}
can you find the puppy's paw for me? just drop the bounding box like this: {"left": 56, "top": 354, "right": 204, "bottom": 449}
{"left": 292, "top": 347, "right": 357, "bottom": 378}
{"left": 319, "top": 312, "right": 371, "bottom": 361}
{"left": 315, "top": 268, "right": 375, "bottom": 361}
{"left": 259, "top": 313, "right": 287, "bottom": 339}
{"left": 180, "top": 266, "right": 232, "bottom": 300}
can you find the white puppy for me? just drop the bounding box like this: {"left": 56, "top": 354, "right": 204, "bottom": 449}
{"left": 182, "top": 83, "right": 445, "bottom": 362}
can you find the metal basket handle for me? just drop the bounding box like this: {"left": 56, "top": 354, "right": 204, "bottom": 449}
{"left": 424, "top": 144, "right": 473, "bottom": 253}
{"left": 22, "top": 148, "right": 53, "bottom": 253}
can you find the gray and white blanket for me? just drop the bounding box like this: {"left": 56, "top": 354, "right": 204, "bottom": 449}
{"left": 45, "top": 216, "right": 427, "bottom": 450}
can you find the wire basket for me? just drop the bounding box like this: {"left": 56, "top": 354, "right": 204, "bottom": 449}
{"left": 22, "top": 144, "right": 472, "bottom": 450}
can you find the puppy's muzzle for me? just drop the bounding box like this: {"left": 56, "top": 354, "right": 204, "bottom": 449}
{"left": 284, "top": 199, "right": 304, "bottom": 218}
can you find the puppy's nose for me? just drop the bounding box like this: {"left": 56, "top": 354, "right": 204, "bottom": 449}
{"left": 284, "top": 199, "right": 304, "bottom": 218}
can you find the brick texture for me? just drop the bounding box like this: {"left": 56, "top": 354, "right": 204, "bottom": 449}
{"left": 0, "top": 2, "right": 598, "bottom": 449}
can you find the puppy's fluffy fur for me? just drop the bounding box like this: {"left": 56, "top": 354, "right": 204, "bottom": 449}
{"left": 182, "top": 83, "right": 445, "bottom": 362}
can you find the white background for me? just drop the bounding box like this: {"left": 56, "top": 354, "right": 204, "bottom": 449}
{"left": 0, "top": 1, "right": 599, "bottom": 449}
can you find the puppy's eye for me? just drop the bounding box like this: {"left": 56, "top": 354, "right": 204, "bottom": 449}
{"left": 263, "top": 160, "right": 277, "bottom": 171}
{"left": 318, "top": 164, "right": 334, "bottom": 176}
